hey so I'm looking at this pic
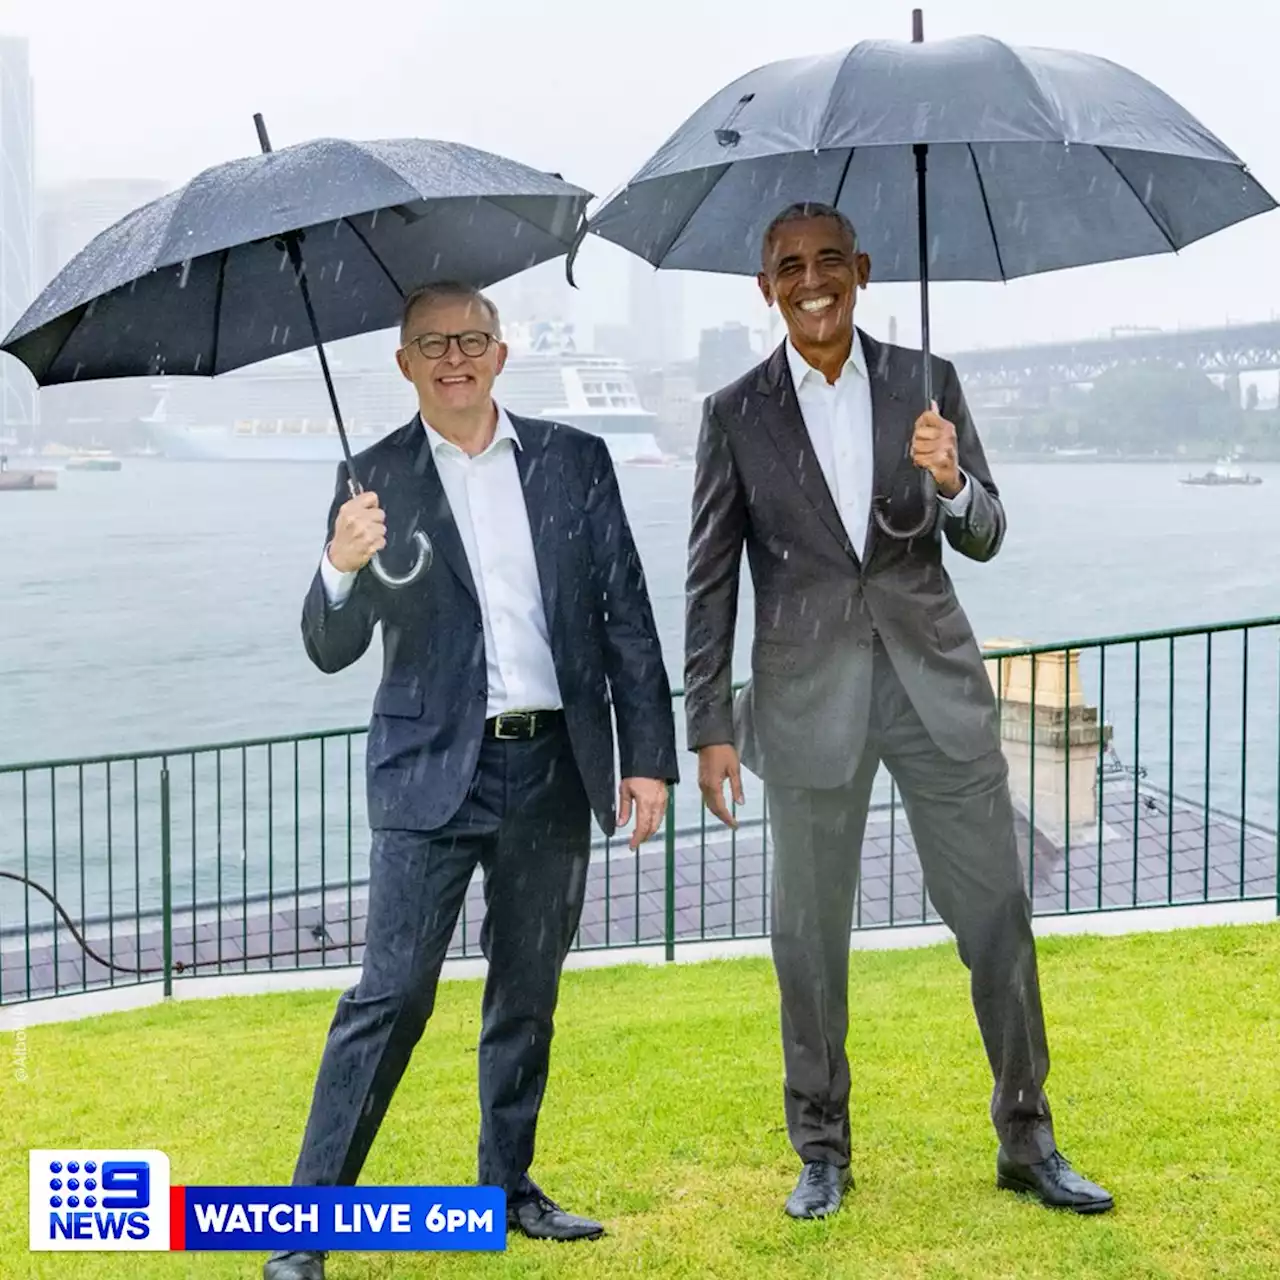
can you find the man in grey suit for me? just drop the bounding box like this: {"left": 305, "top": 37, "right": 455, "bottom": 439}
{"left": 684, "top": 202, "right": 1112, "bottom": 1220}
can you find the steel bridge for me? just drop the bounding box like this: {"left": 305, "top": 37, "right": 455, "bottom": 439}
{"left": 949, "top": 320, "right": 1280, "bottom": 393}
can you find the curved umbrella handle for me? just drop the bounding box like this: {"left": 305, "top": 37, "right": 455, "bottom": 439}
{"left": 367, "top": 530, "right": 433, "bottom": 589}
{"left": 343, "top": 471, "right": 432, "bottom": 589}
{"left": 872, "top": 470, "right": 938, "bottom": 541}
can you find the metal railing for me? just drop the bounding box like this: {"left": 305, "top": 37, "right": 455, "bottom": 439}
{"left": 3, "top": 615, "right": 1279, "bottom": 1006}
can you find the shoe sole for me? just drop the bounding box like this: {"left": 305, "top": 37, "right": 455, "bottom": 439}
{"left": 996, "top": 1175, "right": 1114, "bottom": 1214}
{"left": 509, "top": 1225, "right": 606, "bottom": 1242}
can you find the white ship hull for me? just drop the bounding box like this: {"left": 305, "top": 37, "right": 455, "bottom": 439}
{"left": 147, "top": 321, "right": 670, "bottom": 466}
{"left": 150, "top": 423, "right": 390, "bottom": 462}
{"left": 151, "top": 421, "right": 666, "bottom": 466}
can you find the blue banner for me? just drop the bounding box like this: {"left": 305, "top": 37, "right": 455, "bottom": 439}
{"left": 178, "top": 1186, "right": 506, "bottom": 1252}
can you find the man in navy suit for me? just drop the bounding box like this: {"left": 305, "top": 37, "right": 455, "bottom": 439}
{"left": 265, "top": 282, "right": 678, "bottom": 1280}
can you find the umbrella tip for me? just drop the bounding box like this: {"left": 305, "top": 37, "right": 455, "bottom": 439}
{"left": 253, "top": 112, "right": 273, "bottom": 155}
{"left": 912, "top": 8, "right": 924, "bottom": 41}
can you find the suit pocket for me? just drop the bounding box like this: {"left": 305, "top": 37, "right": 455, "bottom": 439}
{"left": 752, "top": 639, "right": 807, "bottom": 674}
{"left": 932, "top": 603, "right": 973, "bottom": 652}
{"left": 373, "top": 683, "right": 423, "bottom": 718}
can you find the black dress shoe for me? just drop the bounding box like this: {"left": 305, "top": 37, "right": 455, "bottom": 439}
{"left": 784, "top": 1160, "right": 852, "bottom": 1219}
{"left": 996, "top": 1148, "right": 1114, "bottom": 1213}
{"left": 507, "top": 1181, "right": 604, "bottom": 1241}
{"left": 263, "top": 1250, "right": 325, "bottom": 1280}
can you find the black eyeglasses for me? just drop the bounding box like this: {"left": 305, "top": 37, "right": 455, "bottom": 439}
{"left": 404, "top": 330, "right": 496, "bottom": 359}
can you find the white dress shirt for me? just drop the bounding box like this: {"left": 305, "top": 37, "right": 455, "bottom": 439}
{"left": 786, "top": 332, "right": 971, "bottom": 558}
{"left": 320, "top": 406, "right": 563, "bottom": 717}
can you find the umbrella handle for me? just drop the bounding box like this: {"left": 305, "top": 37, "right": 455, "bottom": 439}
{"left": 369, "top": 533, "right": 433, "bottom": 589}
{"left": 872, "top": 472, "right": 939, "bottom": 541}
{"left": 345, "top": 473, "right": 434, "bottom": 589}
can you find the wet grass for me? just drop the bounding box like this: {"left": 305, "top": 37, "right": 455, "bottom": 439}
{"left": 5, "top": 922, "right": 1280, "bottom": 1279}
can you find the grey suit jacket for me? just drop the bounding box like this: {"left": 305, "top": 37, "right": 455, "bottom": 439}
{"left": 684, "top": 331, "right": 1004, "bottom": 787}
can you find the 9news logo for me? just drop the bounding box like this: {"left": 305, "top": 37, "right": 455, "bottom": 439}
{"left": 29, "top": 1150, "right": 172, "bottom": 1251}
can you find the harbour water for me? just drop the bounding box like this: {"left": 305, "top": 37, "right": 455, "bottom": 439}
{"left": 2, "top": 456, "right": 1277, "bottom": 765}
{"left": 1, "top": 456, "right": 1278, "bottom": 918}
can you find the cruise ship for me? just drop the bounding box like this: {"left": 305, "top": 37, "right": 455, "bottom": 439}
{"left": 147, "top": 321, "right": 668, "bottom": 465}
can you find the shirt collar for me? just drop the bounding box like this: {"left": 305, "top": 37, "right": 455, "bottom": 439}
{"left": 785, "top": 329, "right": 868, "bottom": 389}
{"left": 420, "top": 403, "right": 520, "bottom": 456}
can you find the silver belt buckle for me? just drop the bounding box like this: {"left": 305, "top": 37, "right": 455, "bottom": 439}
{"left": 494, "top": 712, "right": 530, "bottom": 740}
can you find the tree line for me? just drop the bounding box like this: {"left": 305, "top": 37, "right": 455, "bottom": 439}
{"left": 984, "top": 363, "right": 1280, "bottom": 458}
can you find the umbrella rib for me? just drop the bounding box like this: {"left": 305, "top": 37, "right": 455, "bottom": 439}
{"left": 966, "top": 144, "right": 1008, "bottom": 282}
{"left": 653, "top": 163, "right": 733, "bottom": 265}
{"left": 814, "top": 45, "right": 862, "bottom": 146}
{"left": 340, "top": 217, "right": 406, "bottom": 299}
{"left": 830, "top": 147, "right": 856, "bottom": 215}
{"left": 209, "top": 248, "right": 229, "bottom": 375}
{"left": 1099, "top": 148, "right": 1178, "bottom": 253}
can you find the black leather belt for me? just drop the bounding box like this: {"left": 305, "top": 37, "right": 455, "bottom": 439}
{"left": 483, "top": 709, "right": 563, "bottom": 741}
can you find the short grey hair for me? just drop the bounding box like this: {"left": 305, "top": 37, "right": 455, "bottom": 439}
{"left": 400, "top": 280, "right": 502, "bottom": 341}
{"left": 761, "top": 202, "right": 859, "bottom": 268}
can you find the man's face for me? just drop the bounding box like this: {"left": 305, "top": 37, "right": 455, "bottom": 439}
{"left": 757, "top": 215, "right": 870, "bottom": 349}
{"left": 395, "top": 296, "right": 507, "bottom": 416}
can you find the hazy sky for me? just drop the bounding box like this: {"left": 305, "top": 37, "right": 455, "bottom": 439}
{"left": 7, "top": 0, "right": 1278, "bottom": 356}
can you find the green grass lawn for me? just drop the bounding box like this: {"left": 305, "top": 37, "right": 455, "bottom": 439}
{"left": 5, "top": 923, "right": 1280, "bottom": 1279}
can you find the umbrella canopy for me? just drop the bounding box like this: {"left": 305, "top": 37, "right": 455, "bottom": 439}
{"left": 584, "top": 23, "right": 1275, "bottom": 541}
{"left": 1, "top": 125, "right": 591, "bottom": 588}
{"left": 2, "top": 136, "right": 591, "bottom": 384}
{"left": 585, "top": 34, "right": 1275, "bottom": 279}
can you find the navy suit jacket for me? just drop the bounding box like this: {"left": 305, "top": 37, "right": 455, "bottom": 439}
{"left": 301, "top": 412, "right": 679, "bottom": 835}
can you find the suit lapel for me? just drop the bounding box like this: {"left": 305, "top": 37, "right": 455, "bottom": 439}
{"left": 402, "top": 421, "right": 479, "bottom": 605}
{"left": 755, "top": 342, "right": 855, "bottom": 561}
{"left": 509, "top": 415, "right": 561, "bottom": 630}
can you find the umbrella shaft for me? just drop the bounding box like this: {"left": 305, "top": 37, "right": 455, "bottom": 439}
{"left": 253, "top": 110, "right": 360, "bottom": 491}
{"left": 280, "top": 233, "right": 361, "bottom": 488}
{"left": 914, "top": 143, "right": 932, "bottom": 407}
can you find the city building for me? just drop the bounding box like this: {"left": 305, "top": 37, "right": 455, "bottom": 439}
{"left": 0, "top": 36, "right": 36, "bottom": 434}
{"left": 628, "top": 255, "right": 684, "bottom": 368}
{"left": 697, "top": 321, "right": 757, "bottom": 394}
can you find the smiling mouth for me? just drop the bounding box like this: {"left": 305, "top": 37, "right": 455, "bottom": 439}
{"left": 437, "top": 374, "right": 474, "bottom": 386}
{"left": 797, "top": 295, "right": 837, "bottom": 314}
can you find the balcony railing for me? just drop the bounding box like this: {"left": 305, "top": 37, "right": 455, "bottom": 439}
{"left": 3, "top": 615, "right": 1279, "bottom": 1005}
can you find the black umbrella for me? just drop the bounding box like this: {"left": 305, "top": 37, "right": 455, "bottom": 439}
{"left": 2, "top": 116, "right": 592, "bottom": 586}
{"left": 580, "top": 10, "right": 1276, "bottom": 539}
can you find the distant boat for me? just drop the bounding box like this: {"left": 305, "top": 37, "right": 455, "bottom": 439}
{"left": 1180, "top": 459, "right": 1262, "bottom": 487}
{"left": 623, "top": 453, "right": 677, "bottom": 468}
{"left": 65, "top": 451, "right": 123, "bottom": 472}
{"left": 0, "top": 467, "right": 57, "bottom": 491}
